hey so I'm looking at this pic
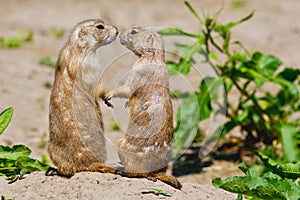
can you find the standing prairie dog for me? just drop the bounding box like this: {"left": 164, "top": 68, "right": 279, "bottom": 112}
{"left": 103, "top": 27, "right": 182, "bottom": 189}
{"left": 47, "top": 19, "right": 118, "bottom": 177}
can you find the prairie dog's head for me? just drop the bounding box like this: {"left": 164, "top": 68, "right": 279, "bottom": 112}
{"left": 69, "top": 19, "right": 118, "bottom": 51}
{"left": 119, "top": 27, "right": 164, "bottom": 57}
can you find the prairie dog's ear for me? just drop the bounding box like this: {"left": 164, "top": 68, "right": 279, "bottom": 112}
{"left": 78, "top": 27, "right": 87, "bottom": 38}
{"left": 146, "top": 34, "right": 153, "bottom": 43}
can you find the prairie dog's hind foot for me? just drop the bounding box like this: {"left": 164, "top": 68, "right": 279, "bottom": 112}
{"left": 45, "top": 167, "right": 59, "bottom": 176}
{"left": 153, "top": 173, "right": 182, "bottom": 190}
{"left": 115, "top": 170, "right": 182, "bottom": 190}
{"left": 87, "top": 162, "right": 117, "bottom": 174}
{"left": 102, "top": 97, "right": 114, "bottom": 108}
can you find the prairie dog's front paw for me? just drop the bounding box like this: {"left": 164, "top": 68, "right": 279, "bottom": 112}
{"left": 102, "top": 91, "right": 114, "bottom": 108}
{"left": 104, "top": 90, "right": 114, "bottom": 100}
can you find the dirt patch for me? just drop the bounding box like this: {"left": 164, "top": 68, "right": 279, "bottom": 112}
{"left": 0, "top": 172, "right": 236, "bottom": 200}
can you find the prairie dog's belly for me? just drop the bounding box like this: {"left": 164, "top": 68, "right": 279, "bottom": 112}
{"left": 118, "top": 138, "right": 172, "bottom": 173}
{"left": 118, "top": 87, "right": 173, "bottom": 173}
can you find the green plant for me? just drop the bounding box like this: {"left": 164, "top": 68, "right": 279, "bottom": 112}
{"left": 37, "top": 131, "right": 49, "bottom": 149}
{"left": 40, "top": 153, "right": 50, "bottom": 165}
{"left": 141, "top": 188, "right": 172, "bottom": 197}
{"left": 160, "top": 2, "right": 300, "bottom": 160}
{"left": 50, "top": 28, "right": 66, "bottom": 39}
{"left": 0, "top": 29, "right": 33, "bottom": 48}
{"left": 44, "top": 81, "right": 53, "bottom": 89}
{"left": 255, "top": 151, "right": 300, "bottom": 179}
{"left": 231, "top": 0, "right": 247, "bottom": 9}
{"left": 109, "top": 120, "right": 121, "bottom": 131}
{"left": 1, "top": 195, "right": 14, "bottom": 200}
{"left": 0, "top": 107, "right": 50, "bottom": 183}
{"left": 39, "top": 57, "right": 56, "bottom": 68}
{"left": 212, "top": 160, "right": 300, "bottom": 199}
{"left": 0, "top": 108, "right": 13, "bottom": 135}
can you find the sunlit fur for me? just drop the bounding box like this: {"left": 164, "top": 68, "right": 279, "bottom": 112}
{"left": 48, "top": 19, "right": 118, "bottom": 176}
{"left": 105, "top": 27, "right": 182, "bottom": 189}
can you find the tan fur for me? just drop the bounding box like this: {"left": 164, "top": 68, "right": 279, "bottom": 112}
{"left": 104, "top": 27, "right": 182, "bottom": 189}
{"left": 48, "top": 19, "right": 118, "bottom": 176}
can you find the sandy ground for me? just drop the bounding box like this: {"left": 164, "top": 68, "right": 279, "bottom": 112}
{"left": 0, "top": 172, "right": 236, "bottom": 200}
{"left": 0, "top": 0, "right": 299, "bottom": 199}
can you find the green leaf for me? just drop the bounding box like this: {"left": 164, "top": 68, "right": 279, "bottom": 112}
{"left": 167, "top": 42, "right": 202, "bottom": 75}
{"left": 142, "top": 188, "right": 172, "bottom": 197}
{"left": 0, "top": 145, "right": 50, "bottom": 179}
{"left": 39, "top": 57, "right": 56, "bottom": 68}
{"left": 184, "top": 1, "right": 204, "bottom": 24}
{"left": 197, "top": 80, "right": 213, "bottom": 121}
{"left": 277, "top": 163, "right": 300, "bottom": 179}
{"left": 6, "top": 168, "right": 27, "bottom": 184}
{"left": 237, "top": 52, "right": 283, "bottom": 87}
{"left": 248, "top": 70, "right": 269, "bottom": 87}
{"left": 237, "top": 162, "right": 248, "bottom": 175}
{"left": 280, "top": 123, "right": 299, "bottom": 162}
{"left": 158, "top": 27, "right": 199, "bottom": 38}
{"left": 16, "top": 29, "right": 34, "bottom": 42}
{"left": 212, "top": 169, "right": 300, "bottom": 200}
{"left": 208, "top": 52, "right": 218, "bottom": 61}
{"left": 166, "top": 61, "right": 180, "bottom": 76}
{"left": 0, "top": 145, "right": 31, "bottom": 160}
{"left": 276, "top": 68, "right": 300, "bottom": 82}
{"left": 0, "top": 37, "right": 22, "bottom": 48}
{"left": 223, "top": 77, "right": 234, "bottom": 93}
{"left": 0, "top": 107, "right": 13, "bottom": 135}
{"left": 215, "top": 12, "right": 254, "bottom": 34}
{"left": 15, "top": 156, "right": 50, "bottom": 172}
{"left": 255, "top": 151, "right": 278, "bottom": 168}
{"left": 197, "top": 77, "right": 223, "bottom": 121}
{"left": 252, "top": 52, "right": 282, "bottom": 77}
{"left": 0, "top": 30, "right": 33, "bottom": 49}
{"left": 174, "top": 43, "right": 201, "bottom": 60}
{"left": 173, "top": 93, "right": 199, "bottom": 157}
{"left": 238, "top": 65, "right": 269, "bottom": 87}
{"left": 178, "top": 42, "right": 202, "bottom": 74}
{"left": 256, "top": 152, "right": 300, "bottom": 179}
{"left": 273, "top": 76, "right": 299, "bottom": 97}
{"left": 208, "top": 109, "right": 249, "bottom": 143}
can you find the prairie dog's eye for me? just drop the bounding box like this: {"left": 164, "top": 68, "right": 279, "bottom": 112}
{"left": 131, "top": 30, "right": 138, "bottom": 35}
{"left": 96, "top": 24, "right": 105, "bottom": 29}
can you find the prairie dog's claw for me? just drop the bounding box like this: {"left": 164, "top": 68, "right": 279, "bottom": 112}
{"left": 45, "top": 167, "right": 59, "bottom": 176}
{"left": 103, "top": 91, "right": 114, "bottom": 108}
{"left": 125, "top": 101, "right": 129, "bottom": 108}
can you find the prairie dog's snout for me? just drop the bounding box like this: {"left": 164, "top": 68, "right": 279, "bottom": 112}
{"left": 102, "top": 23, "right": 118, "bottom": 45}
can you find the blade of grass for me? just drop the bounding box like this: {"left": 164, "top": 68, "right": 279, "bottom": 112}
{"left": 184, "top": 1, "right": 204, "bottom": 24}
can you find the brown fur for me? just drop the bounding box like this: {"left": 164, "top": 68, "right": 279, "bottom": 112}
{"left": 48, "top": 19, "right": 118, "bottom": 176}
{"left": 104, "top": 27, "right": 182, "bottom": 189}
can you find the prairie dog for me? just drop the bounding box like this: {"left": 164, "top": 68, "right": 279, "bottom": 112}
{"left": 104, "top": 27, "right": 182, "bottom": 189}
{"left": 47, "top": 19, "right": 118, "bottom": 176}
